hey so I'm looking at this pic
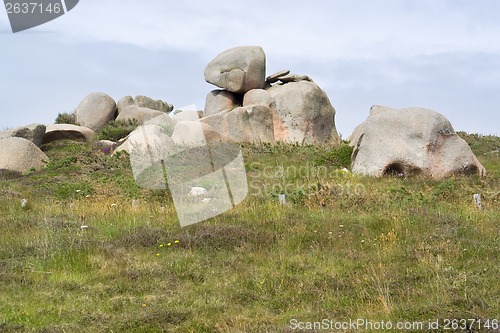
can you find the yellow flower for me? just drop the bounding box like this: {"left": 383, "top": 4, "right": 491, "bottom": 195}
{"left": 174, "top": 240, "right": 180, "bottom": 244}
{"left": 167, "top": 242, "right": 172, "bottom": 247}
{"left": 156, "top": 253, "right": 160, "bottom": 256}
{"left": 142, "top": 304, "right": 147, "bottom": 307}
{"left": 159, "top": 244, "right": 164, "bottom": 248}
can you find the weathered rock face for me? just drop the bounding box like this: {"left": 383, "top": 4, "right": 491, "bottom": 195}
{"left": 349, "top": 105, "right": 487, "bottom": 179}
{"left": 114, "top": 124, "right": 173, "bottom": 156}
{"left": 134, "top": 95, "right": 174, "bottom": 113}
{"left": 204, "top": 90, "right": 241, "bottom": 117}
{"left": 204, "top": 46, "right": 266, "bottom": 94}
{"left": 116, "top": 106, "right": 166, "bottom": 124}
{"left": 75, "top": 92, "right": 116, "bottom": 132}
{"left": 171, "top": 121, "right": 227, "bottom": 146}
{"left": 201, "top": 105, "right": 274, "bottom": 143}
{"left": 243, "top": 89, "right": 273, "bottom": 108}
{"left": 0, "top": 137, "right": 48, "bottom": 173}
{"left": 171, "top": 110, "right": 204, "bottom": 122}
{"left": 116, "top": 96, "right": 134, "bottom": 114}
{"left": 115, "top": 125, "right": 175, "bottom": 190}
{"left": 0, "top": 124, "right": 46, "bottom": 147}
{"left": 117, "top": 95, "right": 173, "bottom": 114}
{"left": 42, "top": 124, "right": 96, "bottom": 144}
{"left": 266, "top": 81, "right": 340, "bottom": 144}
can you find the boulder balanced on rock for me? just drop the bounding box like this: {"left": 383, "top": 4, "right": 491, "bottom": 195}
{"left": 204, "top": 46, "right": 266, "bottom": 94}
{"left": 349, "top": 105, "right": 486, "bottom": 179}
{"left": 202, "top": 46, "right": 341, "bottom": 145}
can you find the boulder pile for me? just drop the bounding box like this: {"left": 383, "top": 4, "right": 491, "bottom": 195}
{"left": 202, "top": 46, "right": 341, "bottom": 145}
{"left": 0, "top": 45, "right": 487, "bottom": 180}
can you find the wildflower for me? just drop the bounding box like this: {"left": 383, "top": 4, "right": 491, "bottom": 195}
{"left": 174, "top": 240, "right": 180, "bottom": 244}
{"left": 159, "top": 244, "right": 164, "bottom": 248}
{"left": 156, "top": 253, "right": 160, "bottom": 257}
{"left": 167, "top": 242, "right": 172, "bottom": 247}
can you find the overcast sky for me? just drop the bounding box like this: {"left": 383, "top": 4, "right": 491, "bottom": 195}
{"left": 1, "top": 0, "right": 499, "bottom": 137}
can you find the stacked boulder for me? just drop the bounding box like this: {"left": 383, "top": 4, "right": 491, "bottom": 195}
{"left": 201, "top": 46, "right": 341, "bottom": 145}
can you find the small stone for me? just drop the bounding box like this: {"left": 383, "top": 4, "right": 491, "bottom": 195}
{"left": 277, "top": 73, "right": 312, "bottom": 83}
{"left": 266, "top": 70, "right": 290, "bottom": 84}
{"left": 189, "top": 187, "right": 208, "bottom": 197}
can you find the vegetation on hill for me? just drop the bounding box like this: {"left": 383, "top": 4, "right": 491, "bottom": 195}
{"left": 0, "top": 134, "right": 498, "bottom": 332}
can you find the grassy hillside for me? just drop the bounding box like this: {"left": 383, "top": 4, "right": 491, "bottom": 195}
{"left": 0, "top": 134, "right": 499, "bottom": 332}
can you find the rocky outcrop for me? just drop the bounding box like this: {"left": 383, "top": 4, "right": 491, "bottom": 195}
{"left": 134, "top": 95, "right": 173, "bottom": 113}
{"left": 204, "top": 46, "right": 266, "bottom": 94}
{"left": 115, "top": 106, "right": 166, "bottom": 124}
{"left": 201, "top": 105, "right": 274, "bottom": 144}
{"left": 0, "top": 124, "right": 46, "bottom": 147}
{"left": 171, "top": 121, "right": 227, "bottom": 146}
{"left": 117, "top": 95, "right": 173, "bottom": 114}
{"left": 75, "top": 92, "right": 116, "bottom": 132}
{"left": 117, "top": 95, "right": 174, "bottom": 114}
{"left": 0, "top": 137, "right": 48, "bottom": 173}
{"left": 42, "top": 124, "right": 96, "bottom": 144}
{"left": 350, "top": 105, "right": 486, "bottom": 179}
{"left": 202, "top": 46, "right": 341, "bottom": 145}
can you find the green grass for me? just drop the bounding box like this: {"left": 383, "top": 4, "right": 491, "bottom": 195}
{"left": 0, "top": 136, "right": 498, "bottom": 332}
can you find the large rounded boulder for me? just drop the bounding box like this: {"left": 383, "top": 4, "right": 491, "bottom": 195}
{"left": 75, "top": 92, "right": 116, "bottom": 132}
{"left": 0, "top": 137, "right": 48, "bottom": 173}
{"left": 349, "top": 105, "right": 486, "bottom": 179}
{"left": 204, "top": 46, "right": 266, "bottom": 94}
{"left": 265, "top": 81, "right": 341, "bottom": 144}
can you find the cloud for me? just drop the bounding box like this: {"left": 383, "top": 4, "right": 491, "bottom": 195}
{"left": 1, "top": 0, "right": 499, "bottom": 135}
{"left": 40, "top": 0, "right": 500, "bottom": 61}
